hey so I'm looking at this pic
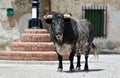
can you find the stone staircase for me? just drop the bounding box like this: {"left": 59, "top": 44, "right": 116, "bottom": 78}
{"left": 0, "top": 29, "right": 69, "bottom": 61}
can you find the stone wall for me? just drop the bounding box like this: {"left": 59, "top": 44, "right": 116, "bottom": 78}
{"left": 0, "top": 0, "right": 31, "bottom": 50}
{"left": 0, "top": 0, "right": 50, "bottom": 51}
{"left": 51, "top": 0, "right": 120, "bottom": 50}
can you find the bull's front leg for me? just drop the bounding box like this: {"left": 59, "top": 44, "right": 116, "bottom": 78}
{"left": 57, "top": 53, "right": 63, "bottom": 72}
{"left": 69, "top": 47, "right": 76, "bottom": 72}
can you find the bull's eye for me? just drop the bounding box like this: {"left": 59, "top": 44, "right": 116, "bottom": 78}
{"left": 62, "top": 20, "right": 63, "bottom": 22}
{"left": 52, "top": 20, "right": 55, "bottom": 23}
{"left": 52, "top": 23, "right": 56, "bottom": 29}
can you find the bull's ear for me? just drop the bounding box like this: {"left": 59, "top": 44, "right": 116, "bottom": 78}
{"left": 43, "top": 15, "right": 52, "bottom": 24}
{"left": 64, "top": 14, "right": 71, "bottom": 23}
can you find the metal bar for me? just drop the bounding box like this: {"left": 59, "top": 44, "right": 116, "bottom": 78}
{"left": 105, "top": 6, "right": 107, "bottom": 37}
{"left": 82, "top": 6, "right": 84, "bottom": 19}
{"left": 102, "top": 10, "right": 104, "bottom": 36}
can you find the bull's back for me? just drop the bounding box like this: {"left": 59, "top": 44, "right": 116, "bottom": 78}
{"left": 76, "top": 19, "right": 94, "bottom": 52}
{"left": 79, "top": 19, "right": 94, "bottom": 42}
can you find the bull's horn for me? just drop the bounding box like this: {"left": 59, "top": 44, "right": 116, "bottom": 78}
{"left": 43, "top": 15, "right": 52, "bottom": 19}
{"left": 64, "top": 14, "right": 71, "bottom": 18}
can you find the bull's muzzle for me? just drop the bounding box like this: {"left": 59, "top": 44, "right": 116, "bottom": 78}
{"left": 56, "top": 35, "right": 63, "bottom": 41}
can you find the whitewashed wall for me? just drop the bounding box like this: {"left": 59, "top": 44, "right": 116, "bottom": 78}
{"left": 0, "top": 0, "right": 31, "bottom": 50}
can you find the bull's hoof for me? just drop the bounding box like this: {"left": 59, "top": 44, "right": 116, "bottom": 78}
{"left": 84, "top": 65, "right": 89, "bottom": 71}
{"left": 57, "top": 68, "right": 63, "bottom": 72}
{"left": 69, "top": 68, "right": 75, "bottom": 72}
{"left": 84, "top": 67, "right": 89, "bottom": 71}
{"left": 76, "top": 67, "right": 81, "bottom": 71}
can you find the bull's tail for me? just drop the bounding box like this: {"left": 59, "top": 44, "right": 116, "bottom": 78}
{"left": 92, "top": 43, "right": 98, "bottom": 60}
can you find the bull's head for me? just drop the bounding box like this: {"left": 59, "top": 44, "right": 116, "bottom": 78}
{"left": 43, "top": 13, "right": 71, "bottom": 43}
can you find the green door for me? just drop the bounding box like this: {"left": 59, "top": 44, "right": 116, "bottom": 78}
{"left": 85, "top": 10, "right": 104, "bottom": 37}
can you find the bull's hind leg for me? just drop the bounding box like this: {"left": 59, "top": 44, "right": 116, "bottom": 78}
{"left": 76, "top": 55, "right": 81, "bottom": 71}
{"left": 57, "top": 53, "right": 63, "bottom": 72}
{"left": 84, "top": 53, "right": 89, "bottom": 71}
{"left": 84, "top": 43, "right": 91, "bottom": 71}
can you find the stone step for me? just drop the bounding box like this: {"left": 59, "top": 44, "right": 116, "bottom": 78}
{"left": 10, "top": 42, "right": 55, "bottom": 51}
{"left": 24, "top": 29, "right": 48, "bottom": 34}
{"left": 0, "top": 51, "right": 69, "bottom": 61}
{"left": 20, "top": 33, "right": 51, "bottom": 42}
{"left": 0, "top": 28, "right": 69, "bottom": 61}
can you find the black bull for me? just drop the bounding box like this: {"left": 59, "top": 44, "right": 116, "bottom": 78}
{"left": 44, "top": 13, "right": 97, "bottom": 72}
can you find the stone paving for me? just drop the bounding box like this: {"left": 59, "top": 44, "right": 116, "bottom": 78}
{"left": 0, "top": 54, "right": 120, "bottom": 78}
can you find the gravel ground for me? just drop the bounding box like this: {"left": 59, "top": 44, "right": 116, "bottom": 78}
{"left": 0, "top": 55, "right": 120, "bottom": 78}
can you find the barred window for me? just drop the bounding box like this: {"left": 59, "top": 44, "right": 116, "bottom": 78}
{"left": 82, "top": 6, "right": 107, "bottom": 38}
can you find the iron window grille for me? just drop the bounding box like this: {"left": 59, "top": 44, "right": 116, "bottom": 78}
{"left": 82, "top": 6, "right": 107, "bottom": 38}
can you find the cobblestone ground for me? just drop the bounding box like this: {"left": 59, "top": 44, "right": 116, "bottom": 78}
{"left": 0, "top": 55, "right": 120, "bottom": 78}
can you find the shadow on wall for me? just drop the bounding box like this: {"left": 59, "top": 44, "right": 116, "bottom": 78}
{"left": 18, "top": 13, "right": 31, "bottom": 33}
{"left": 8, "top": 0, "right": 31, "bottom": 32}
